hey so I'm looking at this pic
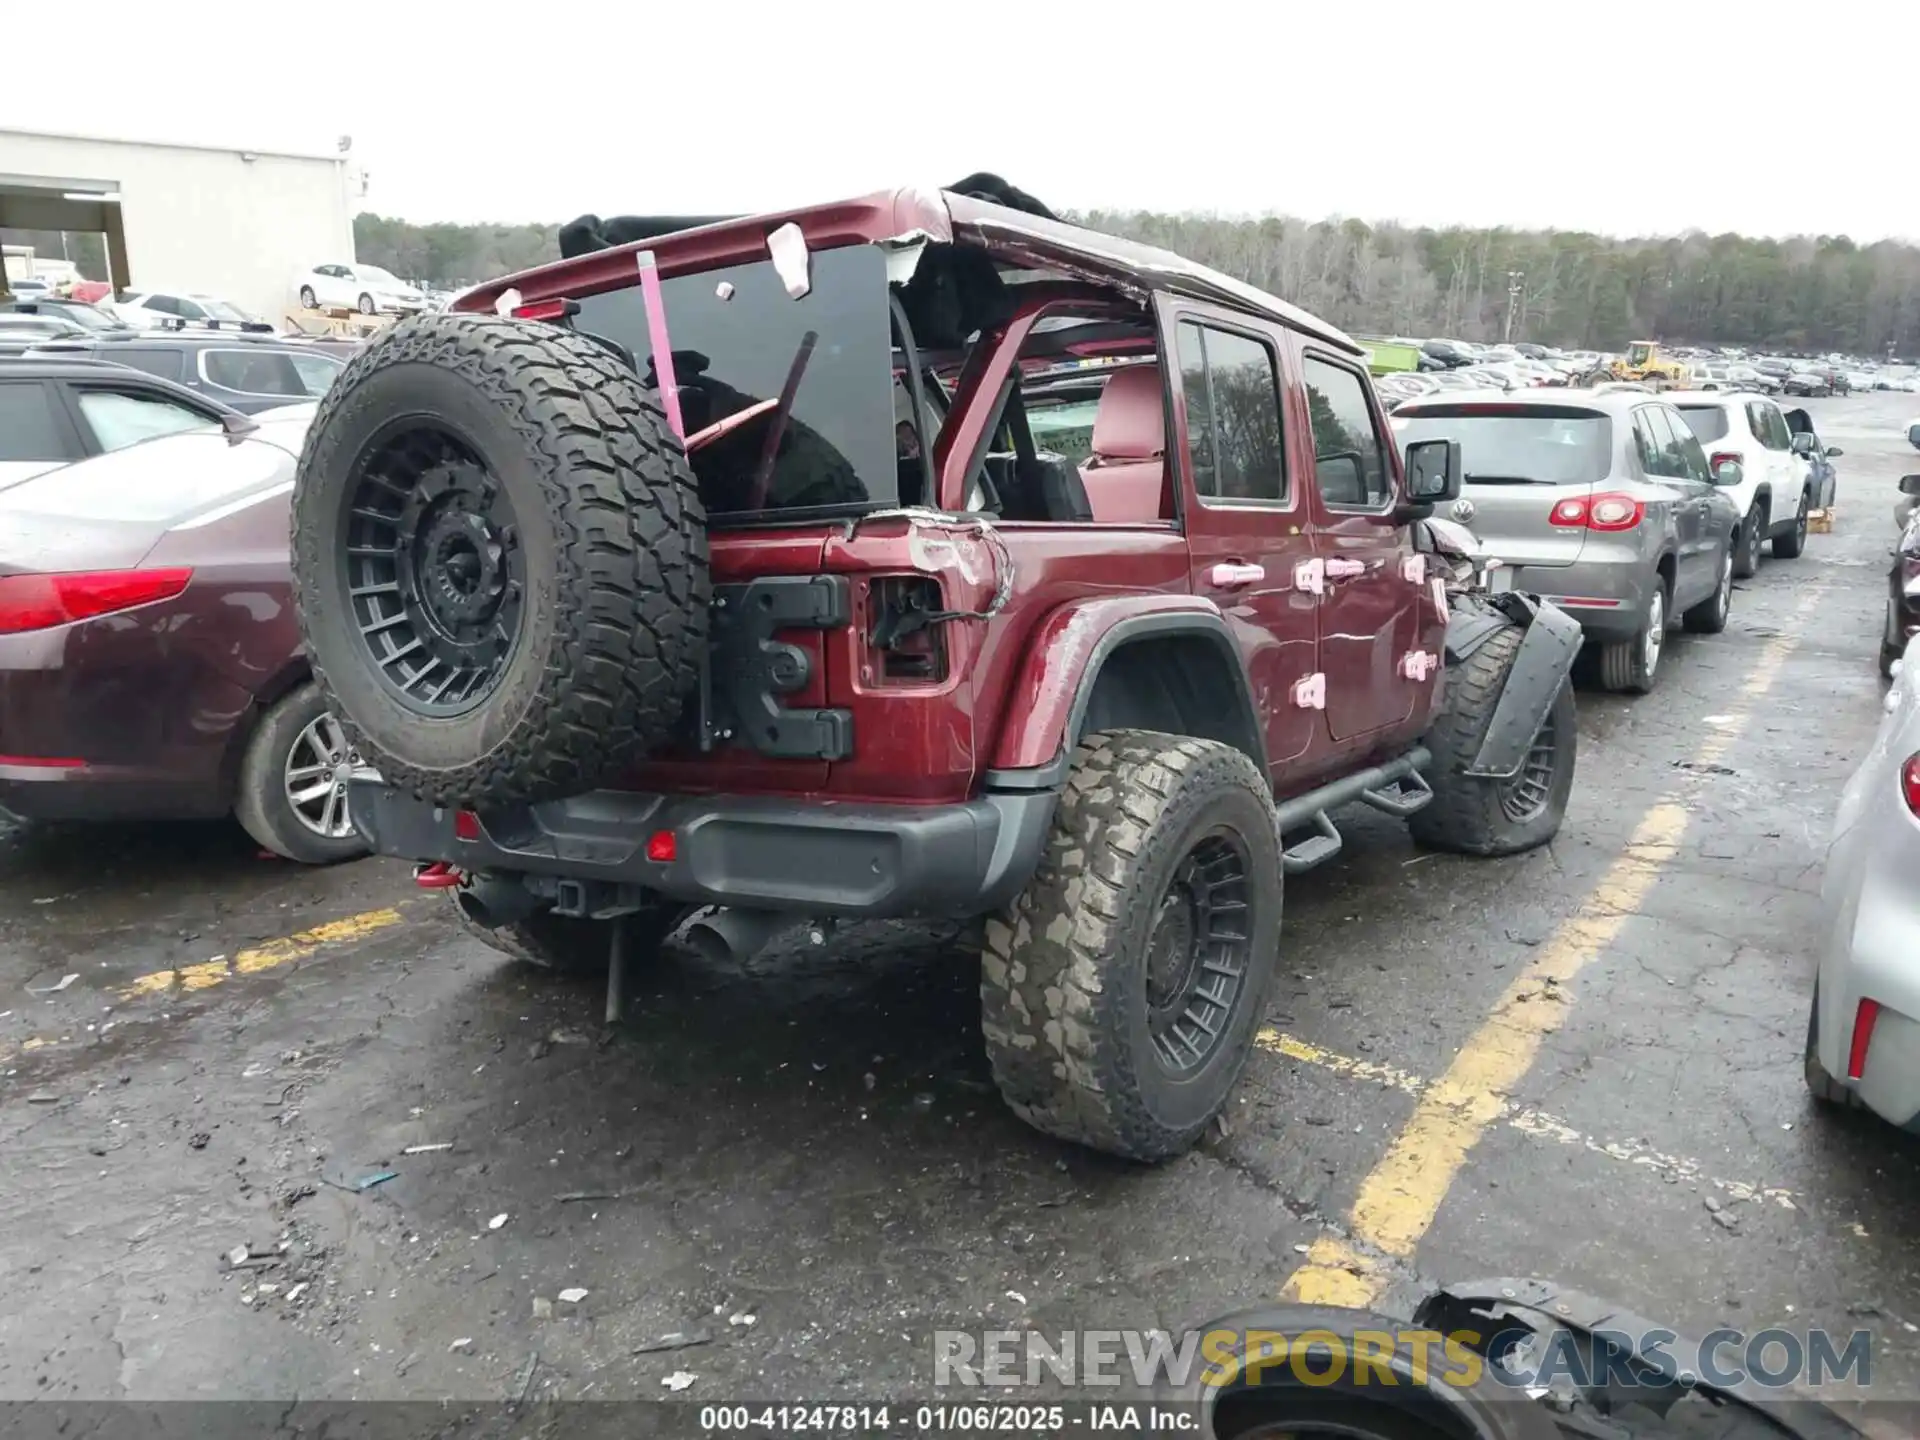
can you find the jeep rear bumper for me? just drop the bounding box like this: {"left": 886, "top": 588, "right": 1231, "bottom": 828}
{"left": 348, "top": 779, "right": 1056, "bottom": 919}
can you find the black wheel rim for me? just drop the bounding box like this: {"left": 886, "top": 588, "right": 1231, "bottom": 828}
{"left": 1144, "top": 828, "right": 1252, "bottom": 1075}
{"left": 342, "top": 424, "right": 525, "bottom": 717}
{"left": 1499, "top": 704, "right": 1560, "bottom": 824}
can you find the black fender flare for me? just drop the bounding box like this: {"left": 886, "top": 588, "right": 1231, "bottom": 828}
{"left": 1415, "top": 1278, "right": 1867, "bottom": 1440}
{"left": 1450, "top": 592, "right": 1583, "bottom": 780}
{"left": 984, "top": 611, "right": 1269, "bottom": 791}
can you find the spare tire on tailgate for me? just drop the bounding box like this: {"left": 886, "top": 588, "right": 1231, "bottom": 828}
{"left": 291, "top": 313, "right": 708, "bottom": 808}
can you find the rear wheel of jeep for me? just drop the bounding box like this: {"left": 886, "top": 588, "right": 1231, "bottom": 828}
{"left": 979, "top": 730, "right": 1283, "bottom": 1162}
{"left": 448, "top": 889, "right": 686, "bottom": 976}
{"left": 291, "top": 313, "right": 708, "bottom": 808}
{"left": 1411, "top": 610, "right": 1577, "bottom": 857}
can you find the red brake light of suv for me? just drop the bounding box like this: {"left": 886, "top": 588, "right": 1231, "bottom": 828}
{"left": 1903, "top": 754, "right": 1920, "bottom": 817}
{"left": 0, "top": 569, "right": 194, "bottom": 635}
{"left": 1548, "top": 493, "right": 1646, "bottom": 532}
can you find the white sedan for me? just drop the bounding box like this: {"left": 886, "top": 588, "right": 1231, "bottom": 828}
{"left": 296, "top": 264, "right": 426, "bottom": 316}
{"left": 1808, "top": 634, "right": 1920, "bottom": 1128}
{"left": 110, "top": 289, "right": 263, "bottom": 328}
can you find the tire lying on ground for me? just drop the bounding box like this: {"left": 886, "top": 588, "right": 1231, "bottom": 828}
{"left": 290, "top": 313, "right": 708, "bottom": 808}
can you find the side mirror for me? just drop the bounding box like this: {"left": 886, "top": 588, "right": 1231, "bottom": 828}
{"left": 1899, "top": 474, "right": 1920, "bottom": 497}
{"left": 1712, "top": 458, "right": 1744, "bottom": 488}
{"left": 1826, "top": 445, "right": 1843, "bottom": 458}
{"left": 1404, "top": 438, "right": 1462, "bottom": 503}
{"left": 1908, "top": 423, "right": 1920, "bottom": 450}
{"left": 1790, "top": 432, "right": 1816, "bottom": 456}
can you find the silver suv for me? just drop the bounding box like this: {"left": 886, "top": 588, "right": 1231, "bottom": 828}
{"left": 1393, "top": 389, "right": 1742, "bottom": 695}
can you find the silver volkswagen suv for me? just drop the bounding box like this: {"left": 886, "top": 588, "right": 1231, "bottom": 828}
{"left": 1393, "top": 389, "right": 1743, "bottom": 695}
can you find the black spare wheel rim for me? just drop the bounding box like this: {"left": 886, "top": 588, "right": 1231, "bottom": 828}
{"left": 343, "top": 424, "right": 525, "bottom": 717}
{"left": 1144, "top": 827, "right": 1253, "bottom": 1075}
{"left": 1498, "top": 705, "right": 1560, "bottom": 826}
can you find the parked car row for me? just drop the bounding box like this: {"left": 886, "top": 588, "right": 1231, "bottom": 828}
{"left": 1389, "top": 385, "right": 1831, "bottom": 697}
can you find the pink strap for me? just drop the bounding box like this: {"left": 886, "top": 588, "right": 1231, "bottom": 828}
{"left": 635, "top": 250, "right": 685, "bottom": 442}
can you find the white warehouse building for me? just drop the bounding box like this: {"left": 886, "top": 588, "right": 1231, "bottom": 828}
{"left": 0, "top": 127, "right": 360, "bottom": 325}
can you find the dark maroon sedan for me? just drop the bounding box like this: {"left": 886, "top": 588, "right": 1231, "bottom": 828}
{"left": 0, "top": 411, "right": 366, "bottom": 863}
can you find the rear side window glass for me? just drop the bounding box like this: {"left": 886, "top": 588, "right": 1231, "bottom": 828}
{"left": 141, "top": 294, "right": 180, "bottom": 316}
{"left": 1675, "top": 405, "right": 1729, "bottom": 445}
{"left": 1175, "top": 321, "right": 1286, "bottom": 503}
{"left": 1660, "top": 407, "right": 1710, "bottom": 482}
{"left": 1302, "top": 356, "right": 1390, "bottom": 507}
{"left": 203, "top": 349, "right": 329, "bottom": 397}
{"left": 76, "top": 390, "right": 212, "bottom": 450}
{"left": 109, "top": 348, "right": 186, "bottom": 381}
{"left": 1765, "top": 405, "right": 1793, "bottom": 450}
{"left": 1631, "top": 408, "right": 1671, "bottom": 476}
{"left": 0, "top": 382, "right": 67, "bottom": 460}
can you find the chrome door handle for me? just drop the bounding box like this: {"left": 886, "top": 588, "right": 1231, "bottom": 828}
{"left": 1325, "top": 557, "right": 1368, "bottom": 580}
{"left": 1207, "top": 562, "right": 1265, "bottom": 589}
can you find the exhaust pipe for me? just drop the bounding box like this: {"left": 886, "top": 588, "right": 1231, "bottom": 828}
{"left": 683, "top": 907, "right": 791, "bottom": 967}
{"left": 453, "top": 873, "right": 541, "bottom": 930}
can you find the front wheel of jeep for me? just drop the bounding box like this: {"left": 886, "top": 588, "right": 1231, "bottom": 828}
{"left": 1411, "top": 613, "right": 1578, "bottom": 857}
{"left": 979, "top": 730, "right": 1283, "bottom": 1163}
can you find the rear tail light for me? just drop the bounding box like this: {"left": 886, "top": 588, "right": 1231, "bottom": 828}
{"left": 0, "top": 568, "right": 193, "bottom": 634}
{"left": 1903, "top": 754, "right": 1920, "bottom": 816}
{"left": 1848, "top": 997, "right": 1883, "bottom": 1080}
{"left": 645, "top": 829, "right": 677, "bottom": 863}
{"left": 511, "top": 297, "right": 579, "bottom": 323}
{"left": 1709, "top": 450, "right": 1741, "bottom": 475}
{"left": 1547, "top": 493, "right": 1645, "bottom": 532}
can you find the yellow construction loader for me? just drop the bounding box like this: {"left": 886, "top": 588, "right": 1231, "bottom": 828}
{"left": 1588, "top": 341, "right": 1690, "bottom": 391}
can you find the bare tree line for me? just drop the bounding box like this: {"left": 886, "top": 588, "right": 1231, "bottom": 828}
{"left": 343, "top": 208, "right": 1920, "bottom": 358}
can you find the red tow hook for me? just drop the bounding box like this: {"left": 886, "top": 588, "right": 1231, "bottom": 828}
{"left": 413, "top": 861, "right": 463, "bottom": 890}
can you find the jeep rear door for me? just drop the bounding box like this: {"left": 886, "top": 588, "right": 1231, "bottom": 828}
{"left": 1163, "top": 304, "right": 1324, "bottom": 773}
{"left": 1295, "top": 348, "right": 1431, "bottom": 745}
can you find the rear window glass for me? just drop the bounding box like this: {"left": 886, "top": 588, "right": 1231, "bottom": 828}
{"left": 1392, "top": 405, "right": 1613, "bottom": 486}
{"left": 1675, "top": 405, "right": 1730, "bottom": 444}
{"left": 0, "top": 430, "right": 287, "bottom": 523}
{"left": 570, "top": 244, "right": 895, "bottom": 522}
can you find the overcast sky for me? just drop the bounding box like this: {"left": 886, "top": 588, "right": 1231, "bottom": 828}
{"left": 5, "top": 1, "right": 1910, "bottom": 241}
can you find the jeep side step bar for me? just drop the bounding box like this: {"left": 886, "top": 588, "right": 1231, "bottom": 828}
{"left": 1275, "top": 747, "right": 1431, "bottom": 876}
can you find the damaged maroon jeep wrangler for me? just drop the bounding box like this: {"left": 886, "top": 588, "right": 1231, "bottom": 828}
{"left": 290, "top": 185, "right": 1582, "bottom": 1162}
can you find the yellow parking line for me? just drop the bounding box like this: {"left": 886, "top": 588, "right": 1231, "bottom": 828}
{"left": 1256, "top": 1028, "right": 1796, "bottom": 1204}
{"left": 119, "top": 907, "right": 406, "bottom": 1002}
{"left": 1280, "top": 588, "right": 1824, "bottom": 1305}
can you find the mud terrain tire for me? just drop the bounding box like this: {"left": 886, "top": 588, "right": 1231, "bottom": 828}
{"left": 291, "top": 313, "right": 707, "bottom": 808}
{"left": 1410, "top": 607, "right": 1577, "bottom": 857}
{"left": 980, "top": 731, "right": 1283, "bottom": 1162}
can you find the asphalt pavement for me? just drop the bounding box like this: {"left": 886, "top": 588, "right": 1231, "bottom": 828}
{"left": 3, "top": 391, "right": 1917, "bottom": 1419}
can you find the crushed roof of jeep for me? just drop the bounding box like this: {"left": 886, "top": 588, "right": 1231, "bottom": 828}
{"left": 457, "top": 187, "right": 1363, "bottom": 358}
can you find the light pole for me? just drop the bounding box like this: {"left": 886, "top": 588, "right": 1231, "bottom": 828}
{"left": 1503, "top": 270, "right": 1525, "bottom": 344}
